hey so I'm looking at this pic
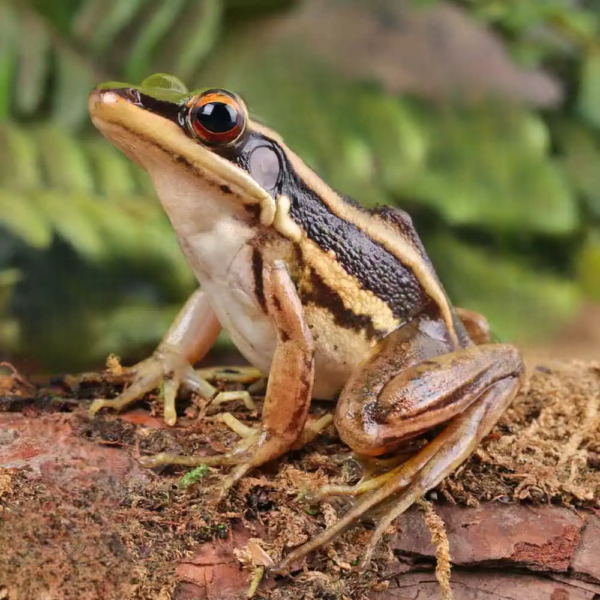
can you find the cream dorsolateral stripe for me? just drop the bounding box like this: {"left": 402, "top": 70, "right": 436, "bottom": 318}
{"left": 273, "top": 195, "right": 398, "bottom": 333}
{"left": 251, "top": 121, "right": 457, "bottom": 343}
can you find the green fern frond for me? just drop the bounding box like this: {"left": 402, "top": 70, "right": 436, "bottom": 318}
{"left": 0, "top": 0, "right": 598, "bottom": 368}
{"left": 0, "top": 122, "right": 194, "bottom": 366}
{"left": 578, "top": 233, "right": 600, "bottom": 301}
{"left": 1, "top": 121, "right": 192, "bottom": 283}
{"left": 1, "top": 0, "right": 227, "bottom": 128}
{"left": 427, "top": 235, "right": 582, "bottom": 342}
{"left": 0, "top": 269, "right": 20, "bottom": 351}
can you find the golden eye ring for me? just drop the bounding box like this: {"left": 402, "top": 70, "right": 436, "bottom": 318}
{"left": 186, "top": 89, "right": 247, "bottom": 146}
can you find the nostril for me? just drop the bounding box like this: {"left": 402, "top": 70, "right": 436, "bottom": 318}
{"left": 124, "top": 88, "right": 141, "bottom": 105}
{"left": 90, "top": 89, "right": 117, "bottom": 104}
{"left": 87, "top": 89, "right": 103, "bottom": 112}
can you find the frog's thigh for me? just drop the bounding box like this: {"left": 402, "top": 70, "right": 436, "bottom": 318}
{"left": 335, "top": 323, "right": 523, "bottom": 457}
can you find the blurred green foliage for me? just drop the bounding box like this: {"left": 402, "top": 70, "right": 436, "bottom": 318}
{"left": 0, "top": 0, "right": 599, "bottom": 369}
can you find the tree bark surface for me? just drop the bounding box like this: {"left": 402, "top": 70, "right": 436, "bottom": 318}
{"left": 0, "top": 360, "right": 598, "bottom": 599}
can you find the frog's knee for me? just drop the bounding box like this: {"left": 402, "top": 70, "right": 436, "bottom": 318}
{"left": 334, "top": 397, "right": 395, "bottom": 457}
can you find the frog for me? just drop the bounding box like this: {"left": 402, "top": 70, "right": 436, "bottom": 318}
{"left": 87, "top": 73, "right": 525, "bottom": 572}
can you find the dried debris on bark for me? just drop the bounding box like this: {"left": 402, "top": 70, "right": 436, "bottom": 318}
{"left": 0, "top": 359, "right": 598, "bottom": 599}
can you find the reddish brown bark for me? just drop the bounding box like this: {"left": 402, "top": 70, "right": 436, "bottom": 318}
{"left": 1, "top": 362, "right": 599, "bottom": 599}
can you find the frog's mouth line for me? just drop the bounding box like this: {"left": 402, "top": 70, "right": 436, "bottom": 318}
{"left": 88, "top": 88, "right": 272, "bottom": 209}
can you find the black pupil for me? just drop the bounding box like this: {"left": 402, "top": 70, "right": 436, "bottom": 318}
{"left": 196, "top": 101, "right": 238, "bottom": 134}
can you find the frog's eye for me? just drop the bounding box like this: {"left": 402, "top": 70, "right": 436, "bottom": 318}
{"left": 186, "top": 90, "right": 246, "bottom": 146}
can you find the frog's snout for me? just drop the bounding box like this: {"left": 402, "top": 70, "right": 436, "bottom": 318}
{"left": 88, "top": 87, "right": 126, "bottom": 119}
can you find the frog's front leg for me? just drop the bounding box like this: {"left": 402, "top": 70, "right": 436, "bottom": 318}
{"left": 89, "top": 288, "right": 223, "bottom": 425}
{"left": 140, "top": 260, "right": 315, "bottom": 498}
{"left": 274, "top": 318, "right": 524, "bottom": 573}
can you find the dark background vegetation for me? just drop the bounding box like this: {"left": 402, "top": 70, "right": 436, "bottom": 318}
{"left": 1, "top": 0, "right": 599, "bottom": 372}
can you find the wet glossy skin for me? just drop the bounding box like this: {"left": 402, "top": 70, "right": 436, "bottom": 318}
{"left": 87, "top": 74, "right": 525, "bottom": 572}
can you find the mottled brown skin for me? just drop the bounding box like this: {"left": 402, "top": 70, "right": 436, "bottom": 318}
{"left": 336, "top": 317, "right": 521, "bottom": 456}
{"left": 456, "top": 307, "right": 493, "bottom": 345}
{"left": 230, "top": 260, "right": 315, "bottom": 478}
{"left": 87, "top": 78, "right": 525, "bottom": 572}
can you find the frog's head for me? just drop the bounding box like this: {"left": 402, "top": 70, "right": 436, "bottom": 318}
{"left": 89, "top": 74, "right": 288, "bottom": 229}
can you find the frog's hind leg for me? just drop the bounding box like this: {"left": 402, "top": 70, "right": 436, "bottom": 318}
{"left": 197, "top": 365, "right": 265, "bottom": 412}
{"left": 306, "top": 449, "right": 418, "bottom": 502}
{"left": 356, "top": 374, "right": 521, "bottom": 570}
{"left": 213, "top": 411, "right": 333, "bottom": 447}
{"left": 274, "top": 373, "right": 521, "bottom": 573}
{"left": 196, "top": 365, "right": 264, "bottom": 385}
{"left": 272, "top": 320, "right": 524, "bottom": 573}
